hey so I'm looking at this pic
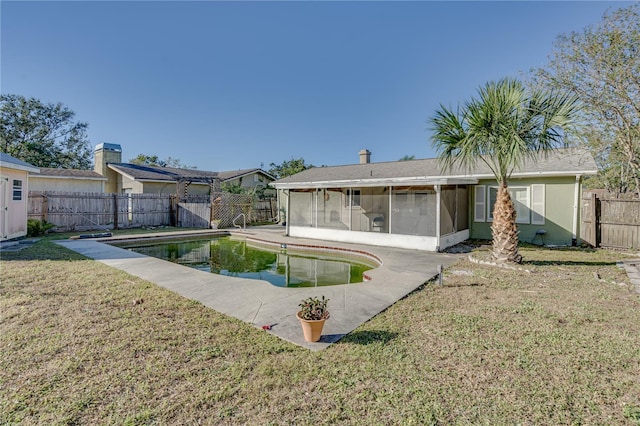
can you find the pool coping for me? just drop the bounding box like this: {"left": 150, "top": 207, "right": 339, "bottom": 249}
{"left": 55, "top": 227, "right": 460, "bottom": 350}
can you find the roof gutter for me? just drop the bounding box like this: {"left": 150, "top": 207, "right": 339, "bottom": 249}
{"left": 32, "top": 175, "right": 107, "bottom": 181}
{"left": 271, "top": 168, "right": 599, "bottom": 190}
{"left": 271, "top": 176, "right": 478, "bottom": 189}
{"left": 0, "top": 162, "right": 40, "bottom": 173}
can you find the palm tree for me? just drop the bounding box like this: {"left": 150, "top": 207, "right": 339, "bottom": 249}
{"left": 430, "top": 78, "right": 580, "bottom": 263}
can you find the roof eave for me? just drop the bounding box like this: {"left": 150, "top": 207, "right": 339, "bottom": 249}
{"left": 32, "top": 175, "right": 107, "bottom": 181}
{"left": 271, "top": 169, "right": 599, "bottom": 189}
{"left": 272, "top": 176, "right": 479, "bottom": 189}
{"left": 472, "top": 170, "right": 599, "bottom": 180}
{"left": 0, "top": 162, "right": 40, "bottom": 173}
{"left": 222, "top": 169, "right": 276, "bottom": 182}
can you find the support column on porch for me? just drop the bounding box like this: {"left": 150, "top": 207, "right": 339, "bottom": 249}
{"left": 435, "top": 184, "right": 441, "bottom": 251}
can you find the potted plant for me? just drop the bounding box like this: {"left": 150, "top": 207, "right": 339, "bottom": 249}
{"left": 296, "top": 296, "right": 330, "bottom": 342}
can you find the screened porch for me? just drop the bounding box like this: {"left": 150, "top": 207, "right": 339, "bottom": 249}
{"left": 286, "top": 185, "right": 469, "bottom": 251}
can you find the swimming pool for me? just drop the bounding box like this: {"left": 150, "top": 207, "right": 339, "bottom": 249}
{"left": 122, "top": 236, "right": 376, "bottom": 288}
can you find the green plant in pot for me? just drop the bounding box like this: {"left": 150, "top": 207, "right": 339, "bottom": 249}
{"left": 296, "top": 296, "right": 330, "bottom": 342}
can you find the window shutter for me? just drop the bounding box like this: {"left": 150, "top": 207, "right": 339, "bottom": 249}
{"left": 531, "top": 184, "right": 545, "bottom": 225}
{"left": 474, "top": 185, "right": 486, "bottom": 222}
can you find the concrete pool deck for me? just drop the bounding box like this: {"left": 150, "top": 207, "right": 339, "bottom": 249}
{"left": 55, "top": 226, "right": 460, "bottom": 350}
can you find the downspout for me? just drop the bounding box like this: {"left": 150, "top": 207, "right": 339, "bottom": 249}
{"left": 572, "top": 175, "right": 581, "bottom": 245}
{"left": 435, "top": 185, "right": 441, "bottom": 251}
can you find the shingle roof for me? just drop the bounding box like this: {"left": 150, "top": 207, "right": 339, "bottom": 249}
{"left": 108, "top": 163, "right": 220, "bottom": 182}
{"left": 108, "top": 164, "right": 276, "bottom": 183}
{"left": 0, "top": 152, "right": 39, "bottom": 172}
{"left": 34, "top": 168, "right": 106, "bottom": 179}
{"left": 218, "top": 168, "right": 276, "bottom": 181}
{"left": 272, "top": 148, "right": 598, "bottom": 188}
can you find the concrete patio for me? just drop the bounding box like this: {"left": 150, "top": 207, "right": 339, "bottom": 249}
{"left": 55, "top": 226, "right": 460, "bottom": 350}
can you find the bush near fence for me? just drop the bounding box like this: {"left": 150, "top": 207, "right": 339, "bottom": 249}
{"left": 28, "top": 191, "right": 277, "bottom": 232}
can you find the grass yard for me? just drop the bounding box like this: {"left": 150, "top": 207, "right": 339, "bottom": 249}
{"left": 1, "top": 238, "right": 639, "bottom": 425}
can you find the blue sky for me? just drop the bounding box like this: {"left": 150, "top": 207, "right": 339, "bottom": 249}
{"left": 1, "top": 1, "right": 632, "bottom": 172}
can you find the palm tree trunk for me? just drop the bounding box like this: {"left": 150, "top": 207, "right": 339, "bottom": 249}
{"left": 491, "top": 184, "right": 522, "bottom": 263}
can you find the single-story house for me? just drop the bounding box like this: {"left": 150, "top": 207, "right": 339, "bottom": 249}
{"left": 94, "top": 143, "right": 275, "bottom": 197}
{"left": 218, "top": 169, "right": 276, "bottom": 197}
{"left": 0, "top": 153, "right": 39, "bottom": 241}
{"left": 30, "top": 168, "right": 107, "bottom": 193}
{"left": 106, "top": 162, "right": 221, "bottom": 196}
{"left": 271, "top": 148, "right": 598, "bottom": 251}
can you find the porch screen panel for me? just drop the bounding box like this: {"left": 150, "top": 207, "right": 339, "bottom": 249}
{"left": 349, "top": 187, "right": 367, "bottom": 232}
{"left": 456, "top": 186, "right": 469, "bottom": 230}
{"left": 317, "top": 189, "right": 348, "bottom": 229}
{"left": 368, "top": 187, "right": 389, "bottom": 233}
{"left": 440, "top": 186, "right": 456, "bottom": 236}
{"left": 289, "top": 191, "right": 313, "bottom": 226}
{"left": 390, "top": 189, "right": 436, "bottom": 236}
{"left": 351, "top": 187, "right": 389, "bottom": 232}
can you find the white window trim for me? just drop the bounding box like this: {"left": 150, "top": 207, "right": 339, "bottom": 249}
{"left": 12, "top": 179, "right": 23, "bottom": 201}
{"left": 531, "top": 184, "right": 546, "bottom": 225}
{"left": 345, "top": 189, "right": 361, "bottom": 208}
{"left": 474, "top": 185, "right": 486, "bottom": 222}
{"left": 486, "top": 186, "right": 531, "bottom": 224}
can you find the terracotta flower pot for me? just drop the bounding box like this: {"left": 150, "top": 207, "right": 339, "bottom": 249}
{"left": 296, "top": 311, "right": 327, "bottom": 342}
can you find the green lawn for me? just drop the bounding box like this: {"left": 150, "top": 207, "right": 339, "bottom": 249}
{"left": 1, "top": 239, "right": 639, "bottom": 425}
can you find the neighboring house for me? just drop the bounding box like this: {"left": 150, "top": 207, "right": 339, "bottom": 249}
{"left": 30, "top": 168, "right": 107, "bottom": 193}
{"left": 271, "top": 148, "right": 598, "bottom": 252}
{"left": 94, "top": 143, "right": 275, "bottom": 196}
{"left": 0, "top": 153, "right": 39, "bottom": 241}
{"left": 218, "top": 168, "right": 276, "bottom": 196}
{"left": 106, "top": 162, "right": 221, "bottom": 196}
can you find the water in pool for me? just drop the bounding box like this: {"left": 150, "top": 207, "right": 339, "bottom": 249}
{"left": 125, "top": 237, "right": 374, "bottom": 287}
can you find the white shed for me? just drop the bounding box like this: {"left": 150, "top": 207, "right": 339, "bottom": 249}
{"left": 0, "top": 153, "right": 40, "bottom": 241}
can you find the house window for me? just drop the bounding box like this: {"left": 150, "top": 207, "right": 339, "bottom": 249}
{"left": 487, "top": 186, "right": 532, "bottom": 224}
{"left": 12, "top": 179, "right": 22, "bottom": 201}
{"left": 474, "top": 186, "right": 486, "bottom": 222}
{"left": 346, "top": 189, "right": 361, "bottom": 208}
{"left": 531, "top": 184, "right": 545, "bottom": 225}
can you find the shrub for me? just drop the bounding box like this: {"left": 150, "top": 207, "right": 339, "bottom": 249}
{"left": 27, "top": 219, "right": 55, "bottom": 237}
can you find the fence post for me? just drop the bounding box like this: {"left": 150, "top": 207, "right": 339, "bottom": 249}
{"left": 590, "top": 192, "right": 598, "bottom": 247}
{"left": 169, "top": 195, "right": 176, "bottom": 227}
{"left": 113, "top": 193, "right": 119, "bottom": 230}
{"left": 42, "top": 193, "right": 48, "bottom": 222}
{"left": 271, "top": 198, "right": 278, "bottom": 221}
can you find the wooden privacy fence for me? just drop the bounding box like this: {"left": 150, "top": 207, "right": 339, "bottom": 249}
{"left": 28, "top": 191, "right": 172, "bottom": 231}
{"left": 581, "top": 192, "right": 640, "bottom": 249}
{"left": 28, "top": 191, "right": 277, "bottom": 232}
{"left": 253, "top": 198, "right": 278, "bottom": 223}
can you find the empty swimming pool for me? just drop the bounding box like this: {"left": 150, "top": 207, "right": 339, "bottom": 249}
{"left": 122, "top": 236, "right": 375, "bottom": 287}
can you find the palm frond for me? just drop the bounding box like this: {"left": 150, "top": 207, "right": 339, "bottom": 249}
{"left": 430, "top": 77, "right": 580, "bottom": 185}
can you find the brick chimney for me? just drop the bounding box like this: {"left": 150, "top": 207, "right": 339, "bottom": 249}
{"left": 359, "top": 149, "right": 371, "bottom": 164}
